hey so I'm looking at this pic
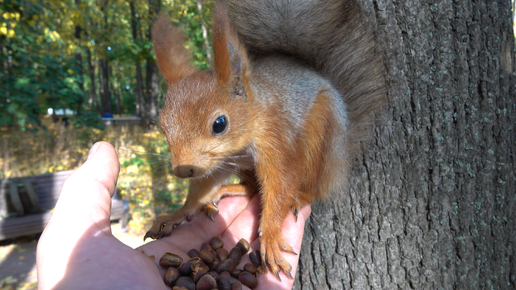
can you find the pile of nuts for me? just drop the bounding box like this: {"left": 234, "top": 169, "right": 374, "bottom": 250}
{"left": 159, "top": 237, "right": 263, "bottom": 290}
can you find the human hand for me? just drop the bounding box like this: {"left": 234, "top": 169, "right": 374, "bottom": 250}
{"left": 36, "top": 141, "right": 310, "bottom": 289}
{"left": 138, "top": 186, "right": 311, "bottom": 290}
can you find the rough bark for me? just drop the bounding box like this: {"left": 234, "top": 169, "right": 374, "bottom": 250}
{"left": 295, "top": 1, "right": 516, "bottom": 289}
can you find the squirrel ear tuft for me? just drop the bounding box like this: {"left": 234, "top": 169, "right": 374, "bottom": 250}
{"left": 212, "top": 2, "right": 248, "bottom": 86}
{"left": 152, "top": 14, "right": 195, "bottom": 84}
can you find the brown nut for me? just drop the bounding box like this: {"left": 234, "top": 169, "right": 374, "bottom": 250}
{"left": 178, "top": 261, "right": 194, "bottom": 276}
{"left": 239, "top": 271, "right": 258, "bottom": 288}
{"left": 219, "top": 271, "right": 231, "bottom": 278}
{"left": 159, "top": 252, "right": 183, "bottom": 268}
{"left": 187, "top": 249, "right": 200, "bottom": 258}
{"left": 191, "top": 259, "right": 209, "bottom": 282}
{"left": 201, "top": 242, "right": 213, "bottom": 252}
{"left": 220, "top": 271, "right": 238, "bottom": 284}
{"left": 192, "top": 267, "right": 208, "bottom": 283}
{"left": 230, "top": 268, "right": 242, "bottom": 278}
{"left": 243, "top": 263, "right": 257, "bottom": 275}
{"left": 249, "top": 250, "right": 261, "bottom": 267}
{"left": 231, "top": 280, "right": 243, "bottom": 290}
{"left": 228, "top": 247, "right": 242, "bottom": 262}
{"left": 199, "top": 249, "right": 215, "bottom": 264}
{"left": 224, "top": 258, "right": 237, "bottom": 272}
{"left": 172, "top": 287, "right": 189, "bottom": 290}
{"left": 200, "top": 261, "right": 210, "bottom": 272}
{"left": 210, "top": 237, "right": 224, "bottom": 250}
{"left": 187, "top": 256, "right": 203, "bottom": 266}
{"left": 236, "top": 238, "right": 250, "bottom": 254}
{"left": 215, "top": 260, "right": 230, "bottom": 273}
{"left": 196, "top": 274, "right": 218, "bottom": 290}
{"left": 175, "top": 276, "right": 195, "bottom": 290}
{"left": 216, "top": 248, "right": 229, "bottom": 261}
{"left": 208, "top": 260, "right": 219, "bottom": 271}
{"left": 207, "top": 271, "right": 220, "bottom": 282}
{"left": 164, "top": 267, "right": 181, "bottom": 286}
{"left": 218, "top": 275, "right": 232, "bottom": 290}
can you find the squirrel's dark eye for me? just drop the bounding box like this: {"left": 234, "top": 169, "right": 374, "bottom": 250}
{"left": 212, "top": 115, "right": 227, "bottom": 135}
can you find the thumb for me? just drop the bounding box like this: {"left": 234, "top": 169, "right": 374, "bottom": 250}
{"left": 37, "top": 142, "right": 120, "bottom": 288}
{"left": 44, "top": 141, "right": 120, "bottom": 238}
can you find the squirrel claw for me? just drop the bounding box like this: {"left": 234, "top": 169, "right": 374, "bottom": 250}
{"left": 143, "top": 227, "right": 166, "bottom": 241}
{"left": 286, "top": 269, "right": 294, "bottom": 280}
{"left": 204, "top": 203, "right": 219, "bottom": 221}
{"left": 143, "top": 231, "right": 153, "bottom": 241}
{"left": 275, "top": 271, "right": 282, "bottom": 282}
{"left": 293, "top": 207, "right": 299, "bottom": 222}
{"left": 291, "top": 202, "right": 302, "bottom": 222}
{"left": 144, "top": 213, "right": 188, "bottom": 241}
{"left": 259, "top": 229, "right": 295, "bottom": 281}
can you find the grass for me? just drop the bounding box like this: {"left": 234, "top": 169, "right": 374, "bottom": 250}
{"left": 0, "top": 116, "right": 188, "bottom": 234}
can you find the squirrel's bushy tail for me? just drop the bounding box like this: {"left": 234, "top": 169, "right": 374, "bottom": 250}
{"left": 228, "top": 0, "right": 386, "bottom": 156}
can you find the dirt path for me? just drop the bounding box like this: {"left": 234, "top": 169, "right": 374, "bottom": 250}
{"left": 0, "top": 224, "right": 144, "bottom": 290}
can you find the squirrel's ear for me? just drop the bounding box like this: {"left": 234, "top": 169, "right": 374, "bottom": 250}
{"left": 152, "top": 14, "right": 195, "bottom": 84}
{"left": 212, "top": 3, "right": 248, "bottom": 87}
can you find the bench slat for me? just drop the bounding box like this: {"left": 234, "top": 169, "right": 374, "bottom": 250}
{"left": 0, "top": 170, "right": 129, "bottom": 240}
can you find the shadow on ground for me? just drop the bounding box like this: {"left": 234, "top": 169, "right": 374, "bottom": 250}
{"left": 0, "top": 234, "right": 39, "bottom": 290}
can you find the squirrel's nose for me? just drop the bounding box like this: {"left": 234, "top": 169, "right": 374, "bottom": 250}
{"left": 173, "top": 165, "right": 195, "bottom": 178}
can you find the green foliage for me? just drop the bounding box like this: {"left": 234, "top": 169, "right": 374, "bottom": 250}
{"left": 168, "top": 0, "right": 214, "bottom": 70}
{"left": 1, "top": 0, "right": 215, "bottom": 130}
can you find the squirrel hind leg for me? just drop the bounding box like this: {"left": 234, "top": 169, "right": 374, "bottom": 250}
{"left": 259, "top": 229, "right": 296, "bottom": 280}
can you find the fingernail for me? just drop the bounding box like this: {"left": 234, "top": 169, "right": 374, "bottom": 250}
{"left": 87, "top": 142, "right": 101, "bottom": 160}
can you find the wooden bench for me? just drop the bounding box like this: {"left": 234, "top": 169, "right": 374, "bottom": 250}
{"left": 0, "top": 170, "right": 129, "bottom": 240}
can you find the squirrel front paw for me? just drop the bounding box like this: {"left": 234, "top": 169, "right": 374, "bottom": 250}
{"left": 144, "top": 212, "right": 195, "bottom": 240}
{"left": 258, "top": 228, "right": 297, "bottom": 281}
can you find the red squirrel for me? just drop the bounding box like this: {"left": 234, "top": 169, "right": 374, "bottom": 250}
{"left": 145, "top": 0, "right": 386, "bottom": 279}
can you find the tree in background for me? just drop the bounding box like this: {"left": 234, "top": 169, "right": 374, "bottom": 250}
{"left": 0, "top": 1, "right": 86, "bottom": 129}
{"left": 0, "top": 0, "right": 214, "bottom": 130}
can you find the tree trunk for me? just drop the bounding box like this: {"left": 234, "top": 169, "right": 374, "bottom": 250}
{"left": 144, "top": 0, "right": 161, "bottom": 126}
{"left": 129, "top": 0, "right": 145, "bottom": 117}
{"left": 99, "top": 57, "right": 112, "bottom": 115}
{"left": 97, "top": 59, "right": 103, "bottom": 114}
{"left": 110, "top": 65, "right": 121, "bottom": 116}
{"left": 86, "top": 48, "right": 98, "bottom": 114}
{"left": 295, "top": 1, "right": 516, "bottom": 289}
{"left": 74, "top": 0, "right": 84, "bottom": 93}
{"left": 74, "top": 25, "right": 84, "bottom": 116}
{"left": 98, "top": 2, "right": 112, "bottom": 116}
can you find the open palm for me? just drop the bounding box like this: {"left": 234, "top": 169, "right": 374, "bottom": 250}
{"left": 37, "top": 142, "right": 310, "bottom": 290}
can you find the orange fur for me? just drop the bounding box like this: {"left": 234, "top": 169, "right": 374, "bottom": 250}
{"left": 145, "top": 0, "right": 386, "bottom": 280}
{"left": 152, "top": 14, "right": 195, "bottom": 83}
